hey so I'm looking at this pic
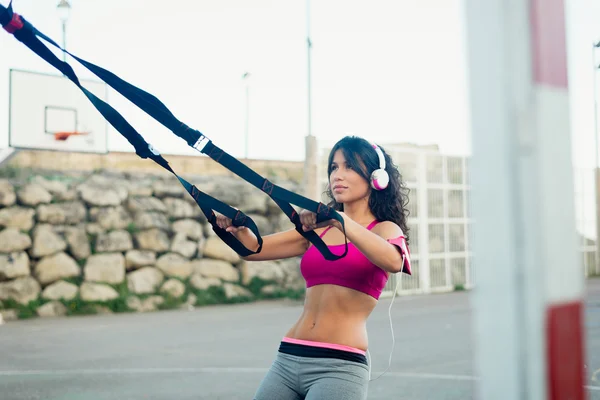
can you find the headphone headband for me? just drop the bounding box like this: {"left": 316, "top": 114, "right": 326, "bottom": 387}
{"left": 372, "top": 143, "right": 386, "bottom": 170}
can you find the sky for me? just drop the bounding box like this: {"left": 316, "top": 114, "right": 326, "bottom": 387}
{"left": 0, "top": 0, "right": 598, "bottom": 164}
{"left": 0, "top": 0, "right": 470, "bottom": 161}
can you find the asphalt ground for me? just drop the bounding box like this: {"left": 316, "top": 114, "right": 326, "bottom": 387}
{"left": 1, "top": 278, "right": 599, "bottom": 400}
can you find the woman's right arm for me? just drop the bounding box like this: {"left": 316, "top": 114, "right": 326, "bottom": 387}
{"left": 232, "top": 227, "right": 310, "bottom": 261}
{"left": 215, "top": 213, "right": 310, "bottom": 261}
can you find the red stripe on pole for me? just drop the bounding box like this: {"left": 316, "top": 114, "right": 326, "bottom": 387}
{"left": 529, "top": 0, "right": 568, "bottom": 88}
{"left": 546, "top": 301, "right": 586, "bottom": 400}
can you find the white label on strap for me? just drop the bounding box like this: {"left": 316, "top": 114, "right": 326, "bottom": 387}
{"left": 192, "top": 136, "right": 210, "bottom": 152}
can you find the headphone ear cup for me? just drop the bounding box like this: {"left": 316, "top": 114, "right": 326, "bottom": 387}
{"left": 371, "top": 169, "right": 389, "bottom": 190}
{"left": 370, "top": 142, "right": 388, "bottom": 190}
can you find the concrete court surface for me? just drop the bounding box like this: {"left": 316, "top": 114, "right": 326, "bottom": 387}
{"left": 1, "top": 278, "right": 599, "bottom": 400}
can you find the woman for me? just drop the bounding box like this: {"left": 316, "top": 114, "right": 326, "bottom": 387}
{"left": 216, "top": 136, "right": 411, "bottom": 400}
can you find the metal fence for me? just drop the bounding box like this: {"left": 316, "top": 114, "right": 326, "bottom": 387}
{"left": 573, "top": 167, "right": 598, "bottom": 277}
{"left": 317, "top": 143, "right": 599, "bottom": 297}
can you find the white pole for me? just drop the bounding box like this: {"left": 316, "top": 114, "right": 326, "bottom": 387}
{"left": 465, "top": 0, "right": 585, "bottom": 399}
{"left": 62, "top": 21, "right": 66, "bottom": 63}
{"left": 593, "top": 43, "right": 600, "bottom": 275}
{"left": 303, "top": 0, "right": 318, "bottom": 200}
{"left": 306, "top": 0, "right": 312, "bottom": 138}
{"left": 465, "top": 0, "right": 527, "bottom": 396}
{"left": 593, "top": 43, "right": 598, "bottom": 172}
{"left": 56, "top": 0, "right": 71, "bottom": 63}
{"left": 243, "top": 72, "right": 250, "bottom": 159}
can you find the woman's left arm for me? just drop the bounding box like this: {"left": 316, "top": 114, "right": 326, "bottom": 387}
{"left": 336, "top": 214, "right": 406, "bottom": 274}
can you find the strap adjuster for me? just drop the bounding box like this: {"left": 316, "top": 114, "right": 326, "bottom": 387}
{"left": 316, "top": 202, "right": 331, "bottom": 217}
{"left": 233, "top": 210, "right": 247, "bottom": 225}
{"left": 3, "top": 12, "right": 23, "bottom": 34}
{"left": 261, "top": 179, "right": 274, "bottom": 195}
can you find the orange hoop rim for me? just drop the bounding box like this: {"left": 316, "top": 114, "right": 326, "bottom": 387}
{"left": 53, "top": 131, "right": 91, "bottom": 141}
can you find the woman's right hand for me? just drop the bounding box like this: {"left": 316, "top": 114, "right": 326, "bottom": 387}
{"left": 215, "top": 213, "right": 248, "bottom": 234}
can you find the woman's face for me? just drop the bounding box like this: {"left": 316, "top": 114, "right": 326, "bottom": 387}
{"left": 329, "top": 150, "right": 370, "bottom": 204}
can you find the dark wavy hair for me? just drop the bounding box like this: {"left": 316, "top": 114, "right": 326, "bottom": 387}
{"left": 324, "top": 136, "right": 410, "bottom": 243}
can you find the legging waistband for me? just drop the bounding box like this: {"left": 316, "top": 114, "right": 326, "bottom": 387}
{"left": 281, "top": 337, "right": 366, "bottom": 355}
{"left": 278, "top": 338, "right": 368, "bottom": 366}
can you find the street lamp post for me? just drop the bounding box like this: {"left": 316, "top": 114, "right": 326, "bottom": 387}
{"left": 306, "top": 0, "right": 312, "bottom": 139}
{"left": 242, "top": 72, "right": 250, "bottom": 159}
{"left": 593, "top": 41, "right": 600, "bottom": 275}
{"left": 302, "top": 0, "right": 319, "bottom": 200}
{"left": 56, "top": 0, "right": 71, "bottom": 63}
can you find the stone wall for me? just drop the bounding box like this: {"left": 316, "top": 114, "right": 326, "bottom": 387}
{"left": 0, "top": 167, "right": 306, "bottom": 322}
{"left": 7, "top": 150, "right": 306, "bottom": 183}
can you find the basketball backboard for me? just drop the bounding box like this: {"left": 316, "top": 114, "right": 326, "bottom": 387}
{"left": 8, "top": 69, "right": 109, "bottom": 154}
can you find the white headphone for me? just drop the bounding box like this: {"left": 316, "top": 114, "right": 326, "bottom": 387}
{"left": 370, "top": 143, "right": 389, "bottom": 190}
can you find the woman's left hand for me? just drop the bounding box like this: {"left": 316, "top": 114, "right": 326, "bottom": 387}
{"left": 299, "top": 209, "right": 345, "bottom": 232}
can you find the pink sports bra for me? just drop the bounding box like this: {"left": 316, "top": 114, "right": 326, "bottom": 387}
{"left": 300, "top": 220, "right": 411, "bottom": 300}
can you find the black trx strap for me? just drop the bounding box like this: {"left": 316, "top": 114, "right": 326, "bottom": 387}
{"left": 0, "top": 1, "right": 348, "bottom": 260}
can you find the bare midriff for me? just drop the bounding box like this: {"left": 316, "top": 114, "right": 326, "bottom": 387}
{"left": 284, "top": 283, "right": 378, "bottom": 352}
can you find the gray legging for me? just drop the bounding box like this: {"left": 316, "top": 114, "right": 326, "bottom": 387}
{"left": 253, "top": 352, "right": 369, "bottom": 400}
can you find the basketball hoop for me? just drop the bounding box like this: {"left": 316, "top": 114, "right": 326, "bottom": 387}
{"left": 53, "top": 131, "right": 90, "bottom": 141}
